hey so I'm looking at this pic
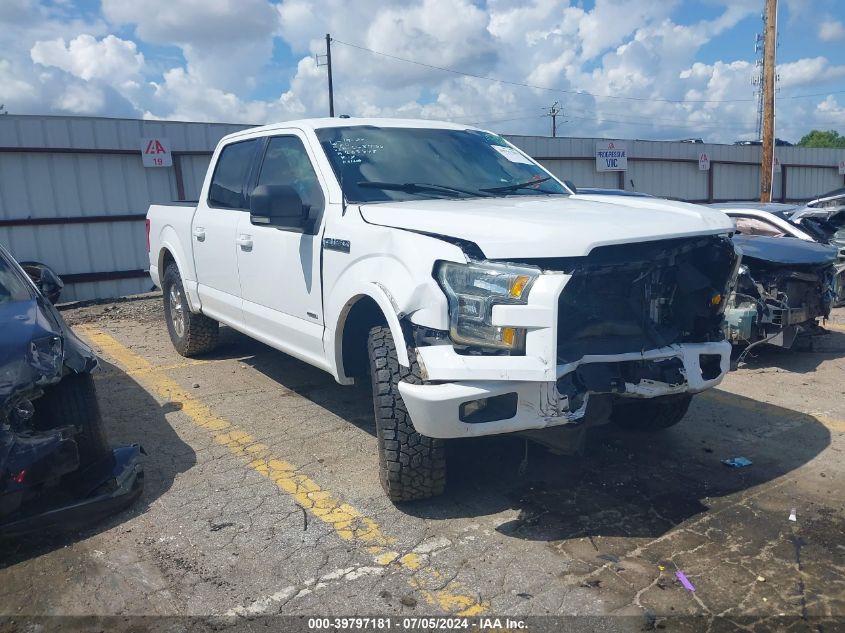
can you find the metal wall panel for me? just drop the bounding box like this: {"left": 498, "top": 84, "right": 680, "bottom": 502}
{"left": 539, "top": 159, "right": 618, "bottom": 188}
{"left": 0, "top": 115, "right": 250, "bottom": 301}
{"left": 180, "top": 154, "right": 215, "bottom": 201}
{"left": 785, "top": 167, "right": 842, "bottom": 200}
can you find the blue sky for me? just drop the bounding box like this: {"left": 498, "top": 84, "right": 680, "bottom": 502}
{"left": 2, "top": 0, "right": 844, "bottom": 143}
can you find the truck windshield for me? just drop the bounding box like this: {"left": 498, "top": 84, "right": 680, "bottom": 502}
{"left": 316, "top": 126, "right": 569, "bottom": 203}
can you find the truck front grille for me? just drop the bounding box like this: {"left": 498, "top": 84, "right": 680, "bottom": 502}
{"left": 552, "top": 236, "right": 737, "bottom": 362}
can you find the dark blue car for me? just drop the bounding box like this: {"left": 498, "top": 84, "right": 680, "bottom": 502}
{"left": 0, "top": 245, "right": 143, "bottom": 537}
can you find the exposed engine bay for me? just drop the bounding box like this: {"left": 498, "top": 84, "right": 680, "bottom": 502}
{"left": 724, "top": 235, "right": 836, "bottom": 348}
{"left": 510, "top": 235, "right": 739, "bottom": 362}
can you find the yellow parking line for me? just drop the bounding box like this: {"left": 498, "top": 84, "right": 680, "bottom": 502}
{"left": 77, "top": 325, "right": 486, "bottom": 616}
{"left": 95, "top": 359, "right": 210, "bottom": 378}
{"left": 702, "top": 389, "right": 845, "bottom": 433}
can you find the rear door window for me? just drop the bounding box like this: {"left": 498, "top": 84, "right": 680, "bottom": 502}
{"left": 208, "top": 139, "right": 260, "bottom": 209}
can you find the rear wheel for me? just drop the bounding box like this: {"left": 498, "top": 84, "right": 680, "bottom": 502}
{"left": 610, "top": 394, "right": 693, "bottom": 431}
{"left": 162, "top": 263, "right": 218, "bottom": 357}
{"left": 367, "top": 325, "right": 446, "bottom": 502}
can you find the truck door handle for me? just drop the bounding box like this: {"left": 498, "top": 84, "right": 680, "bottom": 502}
{"left": 236, "top": 234, "right": 253, "bottom": 251}
{"left": 193, "top": 227, "right": 206, "bottom": 242}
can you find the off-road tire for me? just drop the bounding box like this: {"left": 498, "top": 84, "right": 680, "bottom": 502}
{"left": 163, "top": 263, "right": 218, "bottom": 357}
{"left": 367, "top": 326, "right": 446, "bottom": 502}
{"left": 36, "top": 372, "right": 111, "bottom": 466}
{"left": 610, "top": 394, "right": 693, "bottom": 431}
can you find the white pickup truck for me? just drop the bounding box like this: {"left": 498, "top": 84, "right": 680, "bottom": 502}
{"left": 147, "top": 118, "right": 739, "bottom": 501}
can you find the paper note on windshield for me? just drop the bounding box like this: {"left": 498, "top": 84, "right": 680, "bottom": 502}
{"left": 492, "top": 145, "right": 534, "bottom": 165}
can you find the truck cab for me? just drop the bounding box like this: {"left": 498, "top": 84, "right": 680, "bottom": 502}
{"left": 147, "top": 118, "right": 739, "bottom": 502}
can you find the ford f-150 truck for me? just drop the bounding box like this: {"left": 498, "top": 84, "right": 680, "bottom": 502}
{"left": 146, "top": 118, "right": 739, "bottom": 501}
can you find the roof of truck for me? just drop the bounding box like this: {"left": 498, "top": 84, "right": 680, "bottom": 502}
{"left": 222, "top": 117, "right": 480, "bottom": 142}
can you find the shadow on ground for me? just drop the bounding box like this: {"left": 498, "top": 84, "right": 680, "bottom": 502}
{"left": 192, "top": 327, "right": 832, "bottom": 544}
{"left": 0, "top": 357, "right": 196, "bottom": 566}
{"left": 734, "top": 329, "right": 845, "bottom": 373}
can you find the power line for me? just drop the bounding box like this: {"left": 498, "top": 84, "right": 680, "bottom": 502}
{"left": 331, "top": 37, "right": 845, "bottom": 105}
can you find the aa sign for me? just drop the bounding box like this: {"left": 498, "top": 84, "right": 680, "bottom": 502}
{"left": 839, "top": 159, "right": 845, "bottom": 175}
{"left": 141, "top": 137, "right": 172, "bottom": 167}
{"left": 698, "top": 152, "right": 710, "bottom": 171}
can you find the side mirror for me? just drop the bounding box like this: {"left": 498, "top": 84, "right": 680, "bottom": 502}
{"left": 250, "top": 185, "right": 308, "bottom": 231}
{"left": 563, "top": 180, "right": 577, "bottom": 194}
{"left": 21, "top": 261, "right": 64, "bottom": 304}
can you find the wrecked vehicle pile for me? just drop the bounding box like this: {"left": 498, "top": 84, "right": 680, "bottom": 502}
{"left": 724, "top": 235, "right": 836, "bottom": 348}
{"left": 0, "top": 246, "right": 143, "bottom": 537}
{"left": 575, "top": 188, "right": 838, "bottom": 350}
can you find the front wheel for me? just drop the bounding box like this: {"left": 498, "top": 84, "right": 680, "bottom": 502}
{"left": 35, "top": 372, "right": 111, "bottom": 467}
{"left": 610, "top": 394, "right": 693, "bottom": 431}
{"left": 367, "top": 326, "right": 446, "bottom": 502}
{"left": 162, "top": 263, "right": 218, "bottom": 357}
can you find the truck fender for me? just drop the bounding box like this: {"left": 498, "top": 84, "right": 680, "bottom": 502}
{"left": 330, "top": 283, "right": 410, "bottom": 384}
{"left": 157, "top": 225, "right": 200, "bottom": 313}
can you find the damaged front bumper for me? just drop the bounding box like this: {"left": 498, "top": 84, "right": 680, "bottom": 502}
{"left": 400, "top": 341, "right": 730, "bottom": 439}
{"left": 0, "top": 444, "right": 144, "bottom": 538}
{"left": 402, "top": 235, "right": 736, "bottom": 439}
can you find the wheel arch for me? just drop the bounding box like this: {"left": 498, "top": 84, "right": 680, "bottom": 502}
{"left": 332, "top": 287, "right": 411, "bottom": 385}
{"left": 156, "top": 226, "right": 199, "bottom": 312}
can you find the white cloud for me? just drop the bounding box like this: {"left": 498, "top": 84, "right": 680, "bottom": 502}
{"left": 31, "top": 34, "right": 144, "bottom": 83}
{"left": 816, "top": 95, "right": 845, "bottom": 125}
{"left": 101, "top": 0, "right": 278, "bottom": 92}
{"left": 1, "top": 0, "right": 844, "bottom": 145}
{"left": 819, "top": 20, "right": 845, "bottom": 42}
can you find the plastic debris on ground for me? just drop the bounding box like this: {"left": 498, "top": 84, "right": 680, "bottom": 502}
{"left": 675, "top": 570, "right": 696, "bottom": 592}
{"left": 789, "top": 508, "right": 797, "bottom": 522}
{"left": 722, "top": 456, "right": 753, "bottom": 468}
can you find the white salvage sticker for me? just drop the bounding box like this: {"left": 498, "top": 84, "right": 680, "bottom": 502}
{"left": 492, "top": 145, "right": 534, "bottom": 165}
{"left": 141, "top": 137, "right": 172, "bottom": 167}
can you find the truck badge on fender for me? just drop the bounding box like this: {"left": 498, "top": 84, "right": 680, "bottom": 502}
{"left": 323, "top": 238, "right": 350, "bottom": 253}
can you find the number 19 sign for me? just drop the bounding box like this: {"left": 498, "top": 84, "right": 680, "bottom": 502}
{"left": 596, "top": 141, "right": 627, "bottom": 172}
{"left": 141, "top": 137, "right": 172, "bottom": 167}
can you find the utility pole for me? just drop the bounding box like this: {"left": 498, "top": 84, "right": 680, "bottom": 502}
{"left": 760, "top": 0, "right": 778, "bottom": 202}
{"left": 317, "top": 35, "right": 335, "bottom": 116}
{"left": 325, "top": 34, "right": 335, "bottom": 117}
{"left": 547, "top": 101, "right": 562, "bottom": 137}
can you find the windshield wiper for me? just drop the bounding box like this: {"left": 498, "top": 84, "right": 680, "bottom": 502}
{"left": 357, "top": 181, "right": 487, "bottom": 198}
{"left": 480, "top": 176, "right": 557, "bottom": 194}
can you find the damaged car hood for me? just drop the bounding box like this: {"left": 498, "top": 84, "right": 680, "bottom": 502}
{"left": 733, "top": 235, "right": 838, "bottom": 266}
{"left": 358, "top": 195, "right": 734, "bottom": 258}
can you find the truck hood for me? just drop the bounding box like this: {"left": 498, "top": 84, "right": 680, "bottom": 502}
{"left": 358, "top": 195, "right": 733, "bottom": 259}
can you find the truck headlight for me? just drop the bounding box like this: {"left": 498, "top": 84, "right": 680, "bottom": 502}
{"left": 436, "top": 260, "right": 540, "bottom": 351}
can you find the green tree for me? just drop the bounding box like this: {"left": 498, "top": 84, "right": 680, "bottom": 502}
{"left": 797, "top": 129, "right": 845, "bottom": 148}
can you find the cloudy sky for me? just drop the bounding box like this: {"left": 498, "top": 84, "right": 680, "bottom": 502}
{"left": 2, "top": 0, "right": 844, "bottom": 143}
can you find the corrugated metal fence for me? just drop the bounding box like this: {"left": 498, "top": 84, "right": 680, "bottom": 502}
{"left": 0, "top": 115, "right": 247, "bottom": 301}
{"left": 1, "top": 114, "right": 843, "bottom": 302}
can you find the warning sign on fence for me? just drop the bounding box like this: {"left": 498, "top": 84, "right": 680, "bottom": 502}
{"left": 141, "top": 137, "right": 172, "bottom": 167}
